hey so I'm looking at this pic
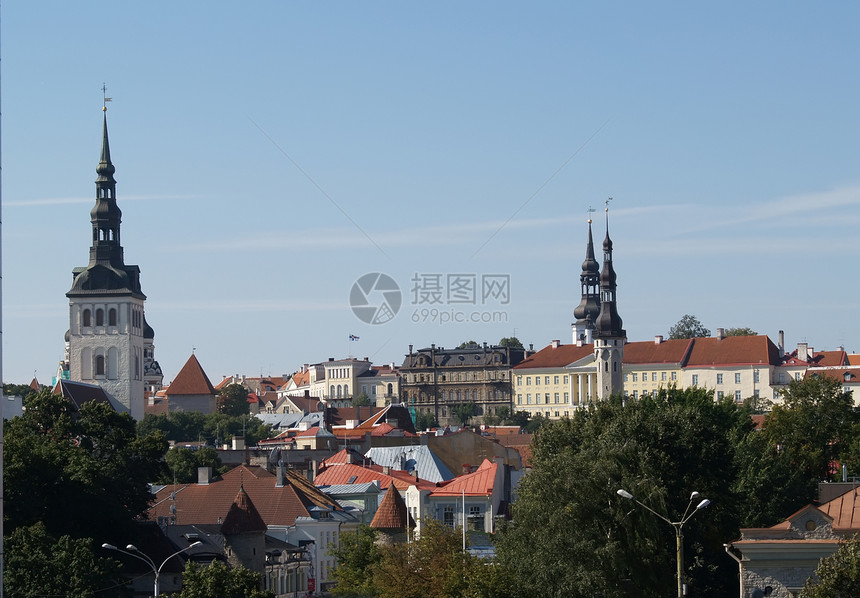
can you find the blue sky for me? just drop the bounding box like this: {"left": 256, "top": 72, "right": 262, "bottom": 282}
{"left": 3, "top": 2, "right": 860, "bottom": 385}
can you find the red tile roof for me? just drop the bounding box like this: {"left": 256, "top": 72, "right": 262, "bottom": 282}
{"left": 818, "top": 487, "right": 860, "bottom": 531}
{"left": 513, "top": 343, "right": 593, "bottom": 369}
{"left": 432, "top": 459, "right": 498, "bottom": 497}
{"left": 148, "top": 465, "right": 340, "bottom": 527}
{"left": 624, "top": 338, "right": 694, "bottom": 365}
{"left": 221, "top": 486, "right": 267, "bottom": 534}
{"left": 166, "top": 354, "right": 217, "bottom": 396}
{"left": 684, "top": 335, "right": 781, "bottom": 367}
{"left": 314, "top": 462, "right": 436, "bottom": 492}
{"left": 805, "top": 368, "right": 860, "bottom": 383}
{"left": 848, "top": 355, "right": 860, "bottom": 366}
{"left": 370, "top": 487, "right": 413, "bottom": 530}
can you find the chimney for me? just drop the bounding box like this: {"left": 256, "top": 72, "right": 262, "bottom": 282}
{"left": 716, "top": 328, "right": 725, "bottom": 340}
{"left": 462, "top": 463, "right": 472, "bottom": 475}
{"left": 409, "top": 344, "right": 413, "bottom": 355}
{"left": 303, "top": 363, "right": 309, "bottom": 373}
{"left": 232, "top": 436, "right": 245, "bottom": 450}
{"left": 328, "top": 357, "right": 334, "bottom": 362}
{"left": 654, "top": 335, "right": 663, "bottom": 344}
{"left": 551, "top": 340, "right": 560, "bottom": 349}
{"left": 529, "top": 344, "right": 534, "bottom": 352}
{"left": 275, "top": 464, "right": 287, "bottom": 488}
{"left": 308, "top": 459, "right": 318, "bottom": 482}
{"left": 346, "top": 451, "right": 355, "bottom": 464}
{"left": 382, "top": 465, "right": 391, "bottom": 475}
{"left": 198, "top": 466, "right": 212, "bottom": 485}
{"left": 778, "top": 330, "right": 785, "bottom": 357}
{"left": 798, "top": 342, "right": 809, "bottom": 362}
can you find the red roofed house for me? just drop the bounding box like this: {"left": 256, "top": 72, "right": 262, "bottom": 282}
{"left": 512, "top": 340, "right": 594, "bottom": 419}
{"left": 407, "top": 457, "right": 506, "bottom": 536}
{"left": 157, "top": 354, "right": 217, "bottom": 415}
{"left": 148, "top": 464, "right": 357, "bottom": 594}
{"left": 726, "top": 486, "right": 860, "bottom": 597}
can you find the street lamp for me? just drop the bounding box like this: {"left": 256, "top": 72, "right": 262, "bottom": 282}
{"left": 102, "top": 540, "right": 202, "bottom": 597}
{"left": 616, "top": 488, "right": 710, "bottom": 598}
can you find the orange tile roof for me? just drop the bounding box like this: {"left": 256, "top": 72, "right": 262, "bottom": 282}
{"left": 513, "top": 343, "right": 593, "bottom": 369}
{"left": 314, "top": 463, "right": 436, "bottom": 492}
{"left": 684, "top": 335, "right": 781, "bottom": 367}
{"left": 623, "top": 338, "right": 694, "bottom": 365}
{"left": 805, "top": 368, "right": 860, "bottom": 383}
{"left": 371, "top": 486, "right": 413, "bottom": 529}
{"left": 818, "top": 488, "right": 860, "bottom": 531}
{"left": 432, "top": 459, "right": 498, "bottom": 497}
{"left": 814, "top": 351, "right": 849, "bottom": 367}
{"left": 166, "top": 354, "right": 217, "bottom": 396}
{"left": 848, "top": 354, "right": 860, "bottom": 366}
{"left": 148, "top": 465, "right": 339, "bottom": 527}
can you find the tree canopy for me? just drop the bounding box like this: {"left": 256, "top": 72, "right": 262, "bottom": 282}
{"left": 668, "top": 314, "right": 711, "bottom": 339}
{"left": 724, "top": 327, "right": 757, "bottom": 336}
{"left": 800, "top": 536, "right": 860, "bottom": 597}
{"left": 218, "top": 383, "right": 250, "bottom": 416}
{"left": 178, "top": 561, "right": 273, "bottom": 598}
{"left": 452, "top": 401, "right": 477, "bottom": 427}
{"left": 138, "top": 411, "right": 274, "bottom": 446}
{"left": 495, "top": 387, "right": 770, "bottom": 597}
{"left": 499, "top": 337, "right": 524, "bottom": 349}
{"left": 457, "top": 340, "right": 481, "bottom": 349}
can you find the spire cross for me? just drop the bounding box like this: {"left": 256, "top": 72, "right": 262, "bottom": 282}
{"left": 587, "top": 205, "right": 596, "bottom": 224}
{"left": 101, "top": 83, "right": 112, "bottom": 111}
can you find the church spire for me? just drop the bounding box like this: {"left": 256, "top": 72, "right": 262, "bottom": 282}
{"left": 572, "top": 216, "right": 601, "bottom": 345}
{"left": 593, "top": 200, "right": 625, "bottom": 400}
{"left": 595, "top": 204, "right": 624, "bottom": 338}
{"left": 89, "top": 106, "right": 124, "bottom": 268}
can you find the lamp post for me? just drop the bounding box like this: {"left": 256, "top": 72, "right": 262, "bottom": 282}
{"left": 616, "top": 489, "right": 710, "bottom": 598}
{"left": 102, "top": 540, "right": 202, "bottom": 597}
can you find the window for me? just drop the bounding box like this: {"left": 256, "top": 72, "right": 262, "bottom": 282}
{"left": 661, "top": 372, "right": 667, "bottom": 381}
{"left": 754, "top": 371, "right": 760, "bottom": 383}
{"left": 632, "top": 373, "right": 638, "bottom": 382}
{"left": 443, "top": 505, "right": 455, "bottom": 527}
{"left": 652, "top": 372, "right": 657, "bottom": 382}
{"left": 108, "top": 308, "right": 117, "bottom": 326}
{"left": 95, "top": 355, "right": 105, "bottom": 376}
{"left": 82, "top": 309, "right": 92, "bottom": 327}
{"left": 554, "top": 393, "right": 559, "bottom": 403}
{"left": 633, "top": 391, "right": 638, "bottom": 399}
{"left": 526, "top": 377, "right": 531, "bottom": 386}
{"left": 554, "top": 375, "right": 559, "bottom": 384}
{"left": 95, "top": 308, "right": 104, "bottom": 326}
{"left": 563, "top": 375, "right": 569, "bottom": 384}
{"left": 779, "top": 372, "right": 786, "bottom": 383}
{"left": 468, "top": 505, "right": 483, "bottom": 531}
{"left": 624, "top": 373, "right": 629, "bottom": 382}
{"left": 545, "top": 394, "right": 551, "bottom": 404}
{"left": 535, "top": 394, "right": 541, "bottom": 405}
{"left": 735, "top": 390, "right": 742, "bottom": 401}
{"left": 517, "top": 376, "right": 522, "bottom": 385}
{"left": 692, "top": 375, "right": 699, "bottom": 386}
{"left": 564, "top": 392, "right": 569, "bottom": 402}
{"left": 671, "top": 372, "right": 677, "bottom": 381}
{"left": 545, "top": 376, "right": 550, "bottom": 385}
{"left": 527, "top": 394, "right": 532, "bottom": 405}
{"left": 735, "top": 373, "right": 742, "bottom": 384}
{"left": 754, "top": 390, "right": 760, "bottom": 398}
{"left": 717, "top": 391, "right": 724, "bottom": 399}
{"left": 717, "top": 374, "right": 723, "bottom": 384}
{"left": 795, "top": 372, "right": 801, "bottom": 381}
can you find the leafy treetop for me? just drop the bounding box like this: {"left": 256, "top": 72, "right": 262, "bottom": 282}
{"left": 457, "top": 340, "right": 481, "bottom": 349}
{"left": 499, "top": 337, "right": 524, "bottom": 349}
{"left": 668, "top": 314, "right": 711, "bottom": 339}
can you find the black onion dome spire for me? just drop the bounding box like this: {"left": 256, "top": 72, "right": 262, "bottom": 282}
{"left": 67, "top": 107, "right": 144, "bottom": 299}
{"left": 573, "top": 219, "right": 601, "bottom": 325}
{"left": 595, "top": 207, "right": 624, "bottom": 338}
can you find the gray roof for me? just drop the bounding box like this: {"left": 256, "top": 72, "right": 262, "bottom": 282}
{"left": 317, "top": 482, "right": 380, "bottom": 496}
{"left": 255, "top": 412, "right": 323, "bottom": 430}
{"left": 365, "top": 445, "right": 455, "bottom": 483}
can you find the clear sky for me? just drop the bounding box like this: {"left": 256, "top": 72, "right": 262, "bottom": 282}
{"left": 3, "top": 2, "right": 860, "bottom": 386}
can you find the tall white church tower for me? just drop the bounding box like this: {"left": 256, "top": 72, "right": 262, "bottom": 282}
{"left": 65, "top": 107, "right": 154, "bottom": 419}
{"left": 593, "top": 205, "right": 626, "bottom": 399}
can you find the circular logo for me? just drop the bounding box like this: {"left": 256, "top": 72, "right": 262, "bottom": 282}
{"left": 350, "top": 272, "right": 402, "bottom": 325}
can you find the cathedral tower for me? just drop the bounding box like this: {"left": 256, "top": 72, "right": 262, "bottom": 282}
{"left": 65, "top": 107, "right": 155, "bottom": 419}
{"left": 593, "top": 205, "right": 626, "bottom": 399}
{"left": 572, "top": 218, "right": 601, "bottom": 345}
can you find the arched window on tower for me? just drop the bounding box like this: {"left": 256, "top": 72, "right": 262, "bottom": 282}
{"left": 108, "top": 308, "right": 117, "bottom": 327}
{"left": 329, "top": 385, "right": 335, "bottom": 398}
{"left": 82, "top": 309, "right": 92, "bottom": 328}
{"left": 95, "top": 355, "right": 105, "bottom": 376}
{"left": 96, "top": 309, "right": 104, "bottom": 327}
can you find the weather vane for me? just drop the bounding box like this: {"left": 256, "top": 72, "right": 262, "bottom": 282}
{"left": 605, "top": 197, "right": 613, "bottom": 212}
{"left": 101, "top": 83, "right": 112, "bottom": 111}
{"left": 587, "top": 205, "right": 596, "bottom": 223}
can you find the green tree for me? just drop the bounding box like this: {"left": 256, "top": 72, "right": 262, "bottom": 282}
{"left": 4, "top": 390, "right": 168, "bottom": 542}
{"left": 3, "top": 382, "right": 40, "bottom": 400}
{"left": 764, "top": 375, "right": 857, "bottom": 483}
{"left": 372, "top": 520, "right": 473, "bottom": 598}
{"left": 178, "top": 561, "right": 273, "bottom": 598}
{"left": 668, "top": 314, "right": 711, "bottom": 339}
{"left": 5, "top": 522, "right": 124, "bottom": 597}
{"left": 495, "top": 387, "right": 750, "bottom": 597}
{"left": 801, "top": 536, "right": 860, "bottom": 597}
{"left": 452, "top": 401, "right": 478, "bottom": 427}
{"left": 724, "top": 327, "right": 757, "bottom": 336}
{"left": 499, "top": 337, "right": 524, "bottom": 349}
{"left": 457, "top": 340, "right": 481, "bottom": 349}
{"left": 414, "top": 410, "right": 439, "bottom": 431}
{"left": 330, "top": 525, "right": 382, "bottom": 597}
{"left": 218, "top": 383, "right": 250, "bottom": 416}
{"left": 353, "top": 391, "right": 372, "bottom": 407}
{"left": 160, "top": 445, "right": 224, "bottom": 484}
